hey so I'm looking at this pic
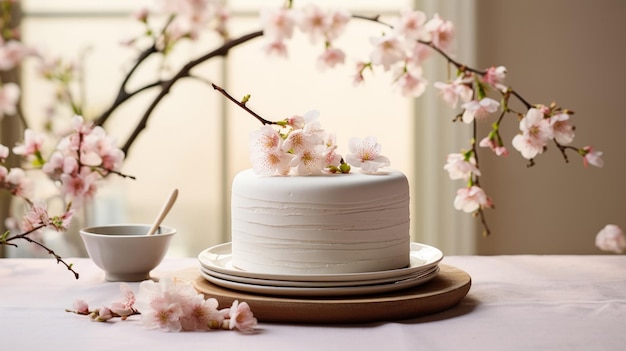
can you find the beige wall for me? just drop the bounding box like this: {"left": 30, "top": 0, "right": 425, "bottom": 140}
{"left": 474, "top": 0, "right": 626, "bottom": 254}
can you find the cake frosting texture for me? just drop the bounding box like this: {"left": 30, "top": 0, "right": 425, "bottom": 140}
{"left": 230, "top": 169, "right": 410, "bottom": 274}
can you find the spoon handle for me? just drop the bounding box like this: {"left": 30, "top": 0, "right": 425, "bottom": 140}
{"left": 147, "top": 188, "right": 178, "bottom": 235}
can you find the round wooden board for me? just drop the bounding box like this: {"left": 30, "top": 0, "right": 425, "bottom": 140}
{"left": 173, "top": 264, "right": 471, "bottom": 324}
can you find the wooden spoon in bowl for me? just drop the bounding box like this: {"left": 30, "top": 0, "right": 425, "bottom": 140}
{"left": 147, "top": 188, "right": 179, "bottom": 235}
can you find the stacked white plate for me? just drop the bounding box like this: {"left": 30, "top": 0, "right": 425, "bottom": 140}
{"left": 197, "top": 242, "right": 444, "bottom": 297}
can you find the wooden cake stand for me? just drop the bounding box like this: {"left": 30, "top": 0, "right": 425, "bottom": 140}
{"left": 174, "top": 263, "right": 471, "bottom": 324}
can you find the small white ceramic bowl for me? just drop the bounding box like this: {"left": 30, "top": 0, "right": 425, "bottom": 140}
{"left": 80, "top": 224, "right": 176, "bottom": 282}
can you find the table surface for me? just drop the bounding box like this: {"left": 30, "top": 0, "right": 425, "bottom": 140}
{"left": 1, "top": 255, "right": 625, "bottom": 351}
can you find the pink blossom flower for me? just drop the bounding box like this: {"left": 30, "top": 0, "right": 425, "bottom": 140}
{"left": 180, "top": 296, "right": 222, "bottom": 331}
{"left": 482, "top": 66, "right": 507, "bottom": 91}
{"left": 250, "top": 148, "right": 293, "bottom": 176}
{"left": 352, "top": 61, "right": 368, "bottom": 86}
{"left": 454, "top": 186, "right": 492, "bottom": 213}
{"left": 50, "top": 209, "right": 74, "bottom": 231}
{"left": 345, "top": 136, "right": 391, "bottom": 173}
{"left": 0, "top": 82, "right": 20, "bottom": 119}
{"left": 394, "top": 67, "right": 428, "bottom": 97}
{"left": 424, "top": 13, "right": 454, "bottom": 51}
{"left": 287, "top": 115, "right": 305, "bottom": 129}
{"left": 406, "top": 42, "right": 432, "bottom": 67}
{"left": 72, "top": 299, "right": 90, "bottom": 315}
{"left": 0, "top": 144, "right": 9, "bottom": 160}
{"left": 479, "top": 136, "right": 509, "bottom": 157}
{"left": 325, "top": 9, "right": 351, "bottom": 41}
{"left": 461, "top": 98, "right": 499, "bottom": 124}
{"left": 60, "top": 167, "right": 100, "bottom": 206}
{"left": 251, "top": 125, "right": 282, "bottom": 152}
{"left": 109, "top": 283, "right": 136, "bottom": 317}
{"left": 289, "top": 145, "right": 326, "bottom": 175}
{"left": 0, "top": 40, "right": 32, "bottom": 71}
{"left": 136, "top": 277, "right": 232, "bottom": 332}
{"left": 316, "top": 47, "right": 345, "bottom": 70}
{"left": 434, "top": 77, "right": 473, "bottom": 108}
{"left": 12, "top": 129, "right": 45, "bottom": 157}
{"left": 582, "top": 146, "right": 604, "bottom": 168}
{"left": 512, "top": 108, "right": 553, "bottom": 159}
{"left": 296, "top": 4, "right": 330, "bottom": 43}
{"left": 322, "top": 134, "right": 342, "bottom": 170}
{"left": 160, "top": 0, "right": 227, "bottom": 42}
{"left": 263, "top": 40, "right": 288, "bottom": 58}
{"left": 228, "top": 300, "right": 257, "bottom": 333}
{"left": 260, "top": 7, "right": 296, "bottom": 41}
{"left": 550, "top": 113, "right": 575, "bottom": 145}
{"left": 394, "top": 9, "right": 427, "bottom": 40}
{"left": 283, "top": 129, "right": 319, "bottom": 154}
{"left": 595, "top": 224, "right": 626, "bottom": 253}
{"left": 22, "top": 200, "right": 51, "bottom": 232}
{"left": 369, "top": 35, "right": 406, "bottom": 71}
{"left": 5, "top": 167, "right": 31, "bottom": 197}
{"left": 93, "top": 306, "right": 114, "bottom": 322}
{"left": 443, "top": 153, "right": 480, "bottom": 180}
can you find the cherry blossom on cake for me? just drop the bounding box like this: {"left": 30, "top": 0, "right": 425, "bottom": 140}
{"left": 345, "top": 136, "right": 391, "bottom": 173}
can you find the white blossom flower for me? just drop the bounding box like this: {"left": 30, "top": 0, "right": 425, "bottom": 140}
{"left": 512, "top": 108, "right": 553, "bottom": 159}
{"left": 582, "top": 146, "right": 604, "bottom": 168}
{"left": 454, "top": 185, "right": 492, "bottom": 213}
{"left": 345, "top": 136, "right": 390, "bottom": 173}
{"left": 394, "top": 9, "right": 427, "bottom": 40}
{"left": 461, "top": 98, "right": 499, "bottom": 124}
{"left": 434, "top": 77, "right": 473, "bottom": 108}
{"left": 369, "top": 35, "right": 406, "bottom": 71}
{"left": 0, "top": 82, "right": 20, "bottom": 119}
{"left": 550, "top": 113, "right": 575, "bottom": 145}
{"left": 595, "top": 224, "right": 626, "bottom": 253}
{"left": 444, "top": 153, "right": 480, "bottom": 180}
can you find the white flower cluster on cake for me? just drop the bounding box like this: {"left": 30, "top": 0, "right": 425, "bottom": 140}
{"left": 249, "top": 110, "right": 390, "bottom": 176}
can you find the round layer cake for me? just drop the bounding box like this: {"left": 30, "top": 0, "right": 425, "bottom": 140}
{"left": 230, "top": 169, "right": 410, "bottom": 274}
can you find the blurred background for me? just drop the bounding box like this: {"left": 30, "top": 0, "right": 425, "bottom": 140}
{"left": 1, "top": 0, "right": 624, "bottom": 258}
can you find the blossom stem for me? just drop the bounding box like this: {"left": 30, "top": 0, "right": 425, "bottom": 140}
{"left": 211, "top": 84, "right": 276, "bottom": 125}
{"left": 477, "top": 208, "right": 491, "bottom": 237}
{"left": 3, "top": 225, "right": 79, "bottom": 279}
{"left": 116, "top": 30, "right": 264, "bottom": 156}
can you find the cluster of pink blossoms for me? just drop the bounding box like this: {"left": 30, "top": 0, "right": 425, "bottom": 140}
{"left": 260, "top": 5, "right": 453, "bottom": 97}
{"left": 438, "top": 65, "right": 604, "bottom": 215}
{"left": 68, "top": 278, "right": 257, "bottom": 333}
{"left": 1, "top": 115, "right": 125, "bottom": 237}
{"left": 250, "top": 110, "right": 389, "bottom": 176}
{"left": 15, "top": 115, "right": 125, "bottom": 208}
{"left": 129, "top": 0, "right": 229, "bottom": 50}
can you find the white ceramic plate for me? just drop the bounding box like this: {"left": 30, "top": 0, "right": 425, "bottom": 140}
{"left": 197, "top": 242, "right": 443, "bottom": 283}
{"left": 199, "top": 266, "right": 440, "bottom": 297}
{"left": 199, "top": 264, "right": 440, "bottom": 288}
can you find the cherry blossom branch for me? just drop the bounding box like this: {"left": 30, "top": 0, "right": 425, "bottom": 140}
{"left": 92, "top": 30, "right": 264, "bottom": 156}
{"left": 212, "top": 83, "right": 276, "bottom": 125}
{"left": 2, "top": 226, "right": 80, "bottom": 279}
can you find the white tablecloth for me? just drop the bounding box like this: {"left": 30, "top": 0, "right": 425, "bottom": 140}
{"left": 1, "top": 255, "right": 625, "bottom": 351}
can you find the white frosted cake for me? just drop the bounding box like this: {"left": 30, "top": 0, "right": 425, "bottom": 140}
{"left": 230, "top": 169, "right": 410, "bottom": 274}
